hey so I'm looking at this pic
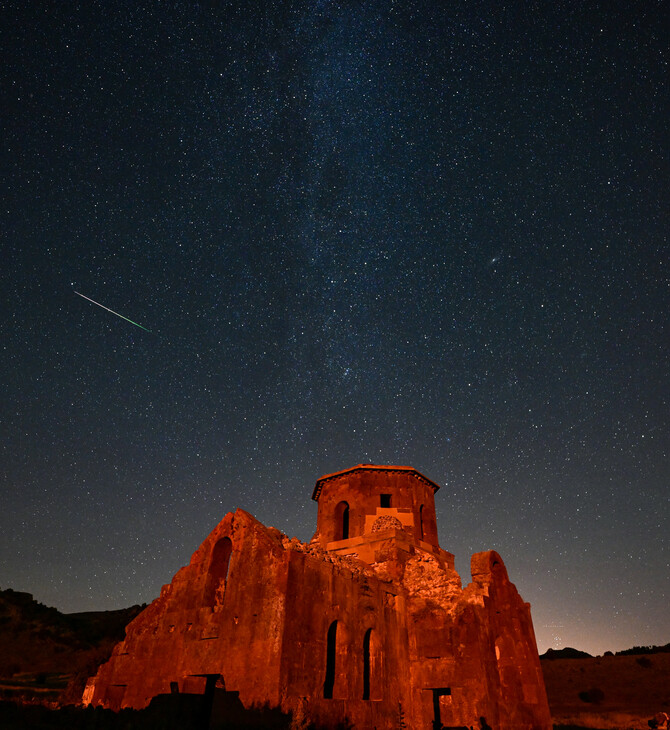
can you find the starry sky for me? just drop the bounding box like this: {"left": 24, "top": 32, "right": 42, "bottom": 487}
{"left": 1, "top": 1, "right": 668, "bottom": 657}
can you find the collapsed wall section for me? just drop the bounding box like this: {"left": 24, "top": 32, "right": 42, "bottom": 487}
{"left": 403, "top": 550, "right": 552, "bottom": 730}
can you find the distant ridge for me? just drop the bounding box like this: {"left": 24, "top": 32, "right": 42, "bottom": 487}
{"left": 540, "top": 643, "right": 670, "bottom": 660}
{"left": 614, "top": 643, "right": 670, "bottom": 656}
{"left": 0, "top": 587, "right": 144, "bottom": 702}
{"left": 540, "top": 647, "right": 592, "bottom": 660}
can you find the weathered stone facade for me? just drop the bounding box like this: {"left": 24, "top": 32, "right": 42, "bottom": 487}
{"left": 84, "top": 464, "right": 552, "bottom": 729}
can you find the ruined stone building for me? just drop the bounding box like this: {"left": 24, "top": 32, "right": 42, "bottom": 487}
{"left": 84, "top": 464, "right": 552, "bottom": 729}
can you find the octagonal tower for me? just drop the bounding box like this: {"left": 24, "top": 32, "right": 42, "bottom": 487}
{"left": 311, "top": 464, "right": 451, "bottom": 568}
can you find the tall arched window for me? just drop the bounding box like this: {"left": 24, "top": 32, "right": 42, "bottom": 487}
{"left": 204, "top": 537, "right": 232, "bottom": 607}
{"left": 363, "top": 628, "right": 372, "bottom": 700}
{"left": 419, "top": 504, "right": 425, "bottom": 539}
{"left": 323, "top": 620, "right": 338, "bottom": 699}
{"left": 334, "top": 501, "right": 349, "bottom": 541}
{"left": 362, "top": 627, "right": 381, "bottom": 700}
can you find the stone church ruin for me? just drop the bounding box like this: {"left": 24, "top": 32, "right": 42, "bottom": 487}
{"left": 84, "top": 464, "right": 552, "bottom": 729}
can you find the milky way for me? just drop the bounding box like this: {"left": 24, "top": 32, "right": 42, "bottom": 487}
{"left": 1, "top": 1, "right": 667, "bottom": 655}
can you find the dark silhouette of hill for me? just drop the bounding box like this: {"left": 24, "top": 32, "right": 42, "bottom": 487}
{"left": 615, "top": 643, "right": 670, "bottom": 656}
{"left": 540, "top": 647, "right": 593, "bottom": 660}
{"left": 0, "top": 588, "right": 144, "bottom": 703}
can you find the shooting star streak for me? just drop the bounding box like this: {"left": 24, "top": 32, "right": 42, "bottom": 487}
{"left": 74, "top": 291, "right": 151, "bottom": 332}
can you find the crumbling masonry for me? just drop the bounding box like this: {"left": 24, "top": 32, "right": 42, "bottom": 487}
{"left": 84, "top": 464, "right": 552, "bottom": 729}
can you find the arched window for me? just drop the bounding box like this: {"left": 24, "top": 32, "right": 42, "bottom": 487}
{"left": 419, "top": 504, "right": 425, "bottom": 539}
{"left": 362, "top": 627, "right": 381, "bottom": 700}
{"left": 363, "top": 628, "right": 372, "bottom": 699}
{"left": 204, "top": 537, "right": 232, "bottom": 607}
{"left": 334, "top": 501, "right": 349, "bottom": 541}
{"left": 323, "top": 620, "right": 338, "bottom": 699}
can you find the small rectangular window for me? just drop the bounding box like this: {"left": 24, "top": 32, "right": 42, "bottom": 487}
{"left": 380, "top": 494, "right": 391, "bottom": 508}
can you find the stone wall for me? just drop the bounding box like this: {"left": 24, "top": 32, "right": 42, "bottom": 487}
{"left": 85, "top": 466, "right": 552, "bottom": 730}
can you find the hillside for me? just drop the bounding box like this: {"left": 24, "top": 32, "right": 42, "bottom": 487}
{"left": 0, "top": 588, "right": 143, "bottom": 703}
{"left": 541, "top": 646, "right": 670, "bottom": 729}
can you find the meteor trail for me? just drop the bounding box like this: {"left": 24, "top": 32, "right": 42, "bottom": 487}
{"left": 74, "top": 291, "right": 151, "bottom": 332}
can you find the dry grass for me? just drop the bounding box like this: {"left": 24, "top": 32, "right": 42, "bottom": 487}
{"left": 554, "top": 710, "right": 652, "bottom": 728}
{"left": 543, "top": 651, "right": 670, "bottom": 729}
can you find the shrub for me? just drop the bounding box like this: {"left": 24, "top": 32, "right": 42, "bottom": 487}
{"left": 578, "top": 687, "right": 604, "bottom": 704}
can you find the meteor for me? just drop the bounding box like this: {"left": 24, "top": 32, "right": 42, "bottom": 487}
{"left": 74, "top": 291, "right": 151, "bottom": 332}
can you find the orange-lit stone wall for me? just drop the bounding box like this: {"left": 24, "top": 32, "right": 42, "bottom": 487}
{"left": 85, "top": 509, "right": 291, "bottom": 711}
{"left": 84, "top": 465, "right": 552, "bottom": 730}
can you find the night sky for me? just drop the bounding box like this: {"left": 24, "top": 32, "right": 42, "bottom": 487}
{"left": 2, "top": 1, "right": 668, "bottom": 657}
